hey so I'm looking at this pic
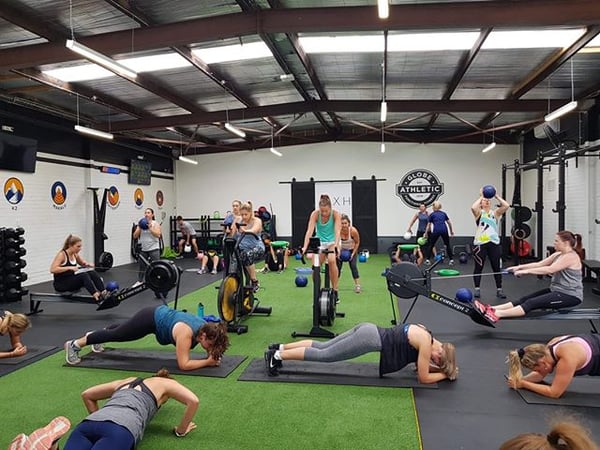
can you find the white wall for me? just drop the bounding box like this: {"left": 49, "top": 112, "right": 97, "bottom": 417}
{"left": 0, "top": 153, "right": 174, "bottom": 286}
{"left": 174, "top": 141, "right": 518, "bottom": 238}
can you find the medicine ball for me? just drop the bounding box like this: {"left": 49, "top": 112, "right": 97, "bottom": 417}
{"left": 138, "top": 217, "right": 149, "bottom": 230}
{"left": 340, "top": 249, "right": 352, "bottom": 262}
{"left": 106, "top": 280, "right": 119, "bottom": 292}
{"left": 417, "top": 237, "right": 427, "bottom": 246}
{"left": 482, "top": 185, "right": 496, "bottom": 199}
{"left": 358, "top": 253, "right": 367, "bottom": 263}
{"left": 458, "top": 252, "right": 468, "bottom": 264}
{"left": 403, "top": 231, "right": 412, "bottom": 241}
{"left": 455, "top": 288, "right": 473, "bottom": 303}
{"left": 295, "top": 252, "right": 302, "bottom": 260}
{"left": 295, "top": 276, "right": 308, "bottom": 287}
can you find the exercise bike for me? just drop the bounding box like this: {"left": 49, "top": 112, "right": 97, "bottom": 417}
{"left": 292, "top": 237, "right": 345, "bottom": 338}
{"left": 217, "top": 229, "right": 272, "bottom": 334}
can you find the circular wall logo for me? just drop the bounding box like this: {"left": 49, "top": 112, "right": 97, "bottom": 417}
{"left": 156, "top": 190, "right": 164, "bottom": 208}
{"left": 396, "top": 169, "right": 444, "bottom": 208}
{"left": 51, "top": 181, "right": 67, "bottom": 207}
{"left": 107, "top": 185, "right": 120, "bottom": 209}
{"left": 4, "top": 177, "right": 24, "bottom": 205}
{"left": 134, "top": 188, "right": 144, "bottom": 208}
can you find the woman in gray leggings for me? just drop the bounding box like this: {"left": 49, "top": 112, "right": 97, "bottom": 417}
{"left": 264, "top": 323, "right": 457, "bottom": 384}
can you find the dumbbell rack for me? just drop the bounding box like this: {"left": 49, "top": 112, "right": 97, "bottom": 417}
{"left": 0, "top": 227, "right": 28, "bottom": 303}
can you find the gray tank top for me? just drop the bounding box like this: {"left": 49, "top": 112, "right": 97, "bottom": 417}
{"left": 85, "top": 382, "right": 158, "bottom": 443}
{"left": 551, "top": 266, "right": 583, "bottom": 300}
{"left": 139, "top": 224, "right": 160, "bottom": 252}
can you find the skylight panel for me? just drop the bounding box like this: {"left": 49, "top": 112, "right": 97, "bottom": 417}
{"left": 191, "top": 41, "right": 273, "bottom": 64}
{"left": 482, "top": 29, "right": 586, "bottom": 49}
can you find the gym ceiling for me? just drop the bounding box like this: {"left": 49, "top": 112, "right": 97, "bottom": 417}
{"left": 1, "top": 0, "right": 599, "bottom": 158}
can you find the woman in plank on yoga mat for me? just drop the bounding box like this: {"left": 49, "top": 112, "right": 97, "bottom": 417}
{"left": 0, "top": 309, "right": 30, "bottom": 359}
{"left": 264, "top": 322, "right": 457, "bottom": 383}
{"left": 506, "top": 333, "right": 600, "bottom": 399}
{"left": 62, "top": 368, "right": 199, "bottom": 449}
{"left": 64, "top": 304, "right": 229, "bottom": 371}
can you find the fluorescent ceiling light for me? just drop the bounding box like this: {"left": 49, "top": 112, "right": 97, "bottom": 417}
{"left": 270, "top": 147, "right": 282, "bottom": 157}
{"left": 192, "top": 41, "right": 272, "bottom": 64}
{"left": 544, "top": 100, "right": 578, "bottom": 122}
{"left": 380, "top": 142, "right": 386, "bottom": 153}
{"left": 74, "top": 125, "right": 114, "bottom": 140}
{"left": 378, "top": 0, "right": 389, "bottom": 19}
{"left": 580, "top": 35, "right": 600, "bottom": 53}
{"left": 44, "top": 52, "right": 191, "bottom": 82}
{"left": 380, "top": 101, "right": 387, "bottom": 122}
{"left": 178, "top": 155, "right": 198, "bottom": 165}
{"left": 482, "top": 29, "right": 585, "bottom": 49}
{"left": 299, "top": 36, "right": 385, "bottom": 53}
{"left": 224, "top": 122, "right": 246, "bottom": 138}
{"left": 481, "top": 142, "right": 496, "bottom": 153}
{"left": 66, "top": 39, "right": 137, "bottom": 79}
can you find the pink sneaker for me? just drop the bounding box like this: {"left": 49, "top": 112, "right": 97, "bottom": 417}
{"left": 473, "top": 300, "right": 488, "bottom": 314}
{"left": 484, "top": 309, "right": 499, "bottom": 323}
{"left": 27, "top": 416, "right": 71, "bottom": 450}
{"left": 9, "top": 434, "right": 29, "bottom": 450}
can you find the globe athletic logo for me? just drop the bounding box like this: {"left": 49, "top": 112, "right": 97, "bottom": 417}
{"left": 396, "top": 169, "right": 444, "bottom": 208}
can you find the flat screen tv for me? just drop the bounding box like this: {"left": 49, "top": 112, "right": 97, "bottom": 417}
{"left": 128, "top": 159, "right": 152, "bottom": 185}
{"left": 0, "top": 132, "right": 37, "bottom": 173}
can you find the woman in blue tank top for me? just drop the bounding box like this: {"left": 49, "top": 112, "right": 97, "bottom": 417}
{"left": 474, "top": 231, "right": 582, "bottom": 323}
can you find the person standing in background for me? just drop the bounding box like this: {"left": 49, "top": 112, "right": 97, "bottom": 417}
{"left": 337, "top": 214, "right": 362, "bottom": 293}
{"left": 176, "top": 216, "right": 199, "bottom": 256}
{"left": 424, "top": 202, "right": 455, "bottom": 265}
{"left": 132, "top": 208, "right": 161, "bottom": 288}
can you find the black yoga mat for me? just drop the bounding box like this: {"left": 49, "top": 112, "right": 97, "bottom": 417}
{"left": 238, "top": 358, "right": 438, "bottom": 388}
{"left": 0, "top": 345, "right": 60, "bottom": 365}
{"left": 515, "top": 377, "right": 600, "bottom": 408}
{"left": 67, "top": 348, "right": 246, "bottom": 378}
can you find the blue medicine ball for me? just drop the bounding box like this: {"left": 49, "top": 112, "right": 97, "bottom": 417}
{"left": 106, "top": 280, "right": 119, "bottom": 292}
{"left": 340, "top": 249, "right": 352, "bottom": 262}
{"left": 138, "top": 217, "right": 149, "bottom": 230}
{"left": 455, "top": 288, "right": 473, "bottom": 303}
{"left": 358, "top": 254, "right": 367, "bottom": 263}
{"left": 295, "top": 252, "right": 302, "bottom": 260}
{"left": 459, "top": 252, "right": 469, "bottom": 264}
{"left": 295, "top": 276, "right": 308, "bottom": 287}
{"left": 482, "top": 185, "right": 496, "bottom": 199}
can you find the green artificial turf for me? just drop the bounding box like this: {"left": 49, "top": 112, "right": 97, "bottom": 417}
{"left": 1, "top": 254, "right": 422, "bottom": 449}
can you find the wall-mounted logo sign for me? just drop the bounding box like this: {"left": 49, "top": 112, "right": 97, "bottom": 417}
{"left": 51, "top": 181, "right": 67, "bottom": 209}
{"left": 396, "top": 169, "right": 444, "bottom": 208}
{"left": 107, "top": 185, "right": 120, "bottom": 209}
{"left": 156, "top": 190, "right": 164, "bottom": 208}
{"left": 134, "top": 188, "right": 144, "bottom": 209}
{"left": 4, "top": 177, "right": 24, "bottom": 206}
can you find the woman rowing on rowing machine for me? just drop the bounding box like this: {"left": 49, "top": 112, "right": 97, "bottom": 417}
{"left": 264, "top": 322, "right": 457, "bottom": 383}
{"left": 473, "top": 230, "right": 582, "bottom": 323}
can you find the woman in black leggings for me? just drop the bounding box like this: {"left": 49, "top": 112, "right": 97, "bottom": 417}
{"left": 50, "top": 234, "right": 106, "bottom": 302}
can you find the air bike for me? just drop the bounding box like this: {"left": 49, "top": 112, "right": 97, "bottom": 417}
{"left": 384, "top": 258, "right": 495, "bottom": 328}
{"left": 217, "top": 229, "right": 272, "bottom": 334}
{"left": 28, "top": 254, "right": 183, "bottom": 315}
{"left": 292, "top": 237, "right": 345, "bottom": 338}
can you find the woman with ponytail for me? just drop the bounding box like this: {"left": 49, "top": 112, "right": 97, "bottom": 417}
{"left": 0, "top": 309, "right": 31, "bottom": 358}
{"left": 506, "top": 333, "right": 600, "bottom": 398}
{"left": 500, "top": 420, "right": 599, "bottom": 450}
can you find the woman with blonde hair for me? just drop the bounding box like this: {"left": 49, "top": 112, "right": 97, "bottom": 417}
{"left": 265, "top": 322, "right": 458, "bottom": 383}
{"left": 50, "top": 234, "right": 107, "bottom": 303}
{"left": 506, "top": 333, "right": 600, "bottom": 398}
{"left": 499, "top": 420, "right": 599, "bottom": 450}
{"left": 0, "top": 309, "right": 30, "bottom": 358}
{"left": 233, "top": 201, "right": 265, "bottom": 292}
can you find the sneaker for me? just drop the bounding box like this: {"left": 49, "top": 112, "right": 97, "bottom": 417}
{"left": 131, "top": 280, "right": 143, "bottom": 288}
{"left": 424, "top": 260, "right": 431, "bottom": 266}
{"left": 448, "top": 259, "right": 454, "bottom": 266}
{"left": 496, "top": 289, "right": 507, "bottom": 299}
{"left": 9, "top": 434, "right": 29, "bottom": 450}
{"left": 473, "top": 300, "right": 488, "bottom": 315}
{"left": 354, "top": 284, "right": 361, "bottom": 294}
{"left": 474, "top": 288, "right": 481, "bottom": 299}
{"left": 64, "top": 340, "right": 81, "bottom": 365}
{"left": 268, "top": 343, "right": 281, "bottom": 351}
{"left": 27, "top": 416, "right": 71, "bottom": 450}
{"left": 86, "top": 332, "right": 104, "bottom": 353}
{"left": 211, "top": 268, "right": 217, "bottom": 275}
{"left": 264, "top": 349, "right": 281, "bottom": 376}
{"left": 484, "top": 308, "right": 499, "bottom": 323}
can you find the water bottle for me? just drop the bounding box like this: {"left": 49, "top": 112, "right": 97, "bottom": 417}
{"left": 197, "top": 302, "right": 204, "bottom": 318}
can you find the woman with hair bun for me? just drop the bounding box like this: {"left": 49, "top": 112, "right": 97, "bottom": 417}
{"left": 0, "top": 309, "right": 30, "bottom": 358}
{"left": 500, "top": 420, "right": 599, "bottom": 450}
{"left": 506, "top": 333, "right": 600, "bottom": 398}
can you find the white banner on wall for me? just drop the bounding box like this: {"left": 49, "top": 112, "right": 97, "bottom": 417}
{"left": 315, "top": 181, "right": 352, "bottom": 221}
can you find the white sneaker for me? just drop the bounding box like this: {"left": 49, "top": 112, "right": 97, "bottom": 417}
{"left": 131, "top": 281, "right": 143, "bottom": 288}
{"left": 86, "top": 332, "right": 104, "bottom": 353}
{"left": 64, "top": 340, "right": 81, "bottom": 365}
{"left": 354, "top": 285, "right": 361, "bottom": 293}
{"left": 211, "top": 269, "right": 217, "bottom": 275}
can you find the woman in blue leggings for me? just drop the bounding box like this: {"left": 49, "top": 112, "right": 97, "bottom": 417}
{"left": 264, "top": 323, "right": 457, "bottom": 383}
{"left": 64, "top": 369, "right": 198, "bottom": 449}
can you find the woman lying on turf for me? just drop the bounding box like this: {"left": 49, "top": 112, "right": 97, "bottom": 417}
{"left": 506, "top": 333, "right": 600, "bottom": 398}
{"left": 63, "top": 368, "right": 199, "bottom": 449}
{"left": 0, "top": 309, "right": 30, "bottom": 359}
{"left": 264, "top": 322, "right": 457, "bottom": 383}
{"left": 473, "top": 231, "right": 582, "bottom": 323}
{"left": 64, "top": 305, "right": 229, "bottom": 370}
